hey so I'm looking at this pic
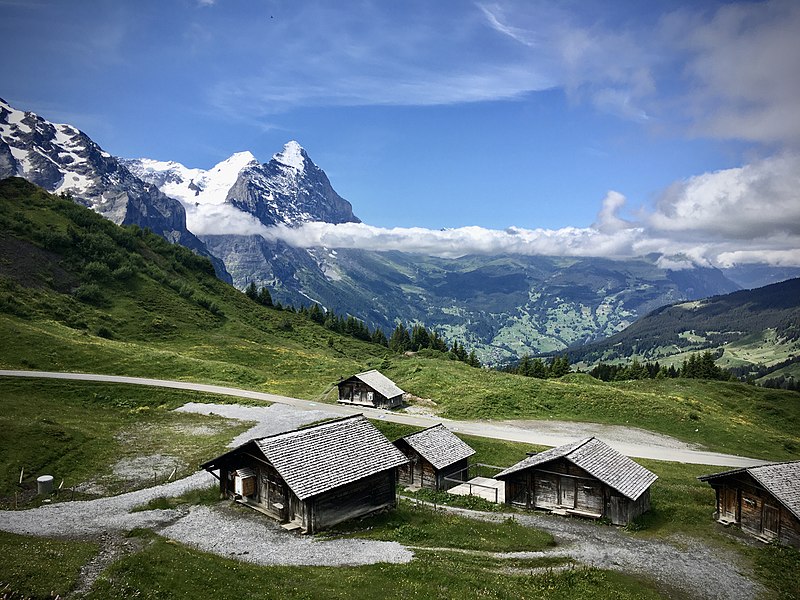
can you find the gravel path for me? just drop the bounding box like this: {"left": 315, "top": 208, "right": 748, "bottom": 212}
{"left": 161, "top": 504, "right": 413, "bottom": 566}
{"left": 429, "top": 503, "right": 765, "bottom": 600}
{"left": 500, "top": 419, "right": 701, "bottom": 451}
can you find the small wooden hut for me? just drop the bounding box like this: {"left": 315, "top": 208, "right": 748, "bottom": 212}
{"left": 698, "top": 461, "right": 800, "bottom": 547}
{"left": 394, "top": 424, "right": 476, "bottom": 490}
{"left": 337, "top": 369, "right": 404, "bottom": 409}
{"left": 495, "top": 437, "right": 657, "bottom": 525}
{"left": 200, "top": 415, "right": 409, "bottom": 534}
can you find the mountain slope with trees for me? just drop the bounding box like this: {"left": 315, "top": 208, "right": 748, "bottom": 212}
{"left": 569, "top": 278, "right": 800, "bottom": 381}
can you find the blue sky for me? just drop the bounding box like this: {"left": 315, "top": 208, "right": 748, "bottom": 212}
{"left": 1, "top": 0, "right": 799, "bottom": 266}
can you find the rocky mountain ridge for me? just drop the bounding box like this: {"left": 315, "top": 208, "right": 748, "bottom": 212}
{"left": 0, "top": 98, "right": 230, "bottom": 281}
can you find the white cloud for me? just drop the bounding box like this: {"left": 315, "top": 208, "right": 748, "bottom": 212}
{"left": 648, "top": 153, "right": 800, "bottom": 239}
{"left": 184, "top": 201, "right": 268, "bottom": 237}
{"left": 672, "top": 0, "right": 800, "bottom": 145}
{"left": 255, "top": 220, "right": 642, "bottom": 260}
{"left": 186, "top": 150, "right": 800, "bottom": 268}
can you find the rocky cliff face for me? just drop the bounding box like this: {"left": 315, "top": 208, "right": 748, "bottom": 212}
{"left": 0, "top": 98, "right": 230, "bottom": 282}
{"left": 225, "top": 141, "right": 360, "bottom": 227}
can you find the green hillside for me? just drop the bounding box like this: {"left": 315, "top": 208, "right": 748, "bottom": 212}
{"left": 0, "top": 177, "right": 387, "bottom": 398}
{"left": 1, "top": 177, "right": 799, "bottom": 462}
{"left": 569, "top": 278, "right": 800, "bottom": 380}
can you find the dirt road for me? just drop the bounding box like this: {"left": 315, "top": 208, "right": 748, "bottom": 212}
{"left": 0, "top": 369, "right": 767, "bottom": 467}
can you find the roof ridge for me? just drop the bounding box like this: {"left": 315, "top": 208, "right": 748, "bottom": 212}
{"left": 565, "top": 436, "right": 596, "bottom": 455}
{"left": 403, "top": 423, "right": 445, "bottom": 439}
{"left": 255, "top": 414, "right": 365, "bottom": 442}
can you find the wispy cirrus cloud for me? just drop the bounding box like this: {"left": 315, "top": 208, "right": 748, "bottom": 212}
{"left": 201, "top": 0, "right": 800, "bottom": 149}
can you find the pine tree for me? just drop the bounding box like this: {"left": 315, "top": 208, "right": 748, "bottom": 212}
{"left": 245, "top": 281, "right": 258, "bottom": 301}
{"left": 389, "top": 324, "right": 411, "bottom": 353}
{"left": 257, "top": 286, "right": 273, "bottom": 307}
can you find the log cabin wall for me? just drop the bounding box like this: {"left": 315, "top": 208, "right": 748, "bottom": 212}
{"left": 707, "top": 474, "right": 800, "bottom": 548}
{"left": 310, "top": 470, "right": 397, "bottom": 533}
{"left": 501, "top": 457, "right": 647, "bottom": 525}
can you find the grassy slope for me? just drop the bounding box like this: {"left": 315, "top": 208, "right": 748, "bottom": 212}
{"left": 0, "top": 378, "right": 253, "bottom": 505}
{"left": 1, "top": 178, "right": 799, "bottom": 465}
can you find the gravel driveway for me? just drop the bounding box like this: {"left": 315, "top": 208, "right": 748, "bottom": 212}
{"left": 435, "top": 504, "right": 766, "bottom": 600}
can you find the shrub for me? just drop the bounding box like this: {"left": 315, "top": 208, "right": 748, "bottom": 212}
{"left": 74, "top": 283, "right": 106, "bottom": 305}
{"left": 83, "top": 261, "right": 112, "bottom": 282}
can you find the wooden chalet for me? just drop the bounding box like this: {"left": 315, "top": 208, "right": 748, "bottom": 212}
{"left": 394, "top": 424, "right": 476, "bottom": 490}
{"left": 698, "top": 461, "right": 800, "bottom": 547}
{"left": 337, "top": 369, "right": 404, "bottom": 409}
{"left": 495, "top": 437, "right": 657, "bottom": 525}
{"left": 200, "top": 415, "right": 409, "bottom": 534}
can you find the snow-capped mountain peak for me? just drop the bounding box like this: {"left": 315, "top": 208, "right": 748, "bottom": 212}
{"left": 272, "top": 140, "right": 306, "bottom": 172}
{"left": 123, "top": 150, "right": 258, "bottom": 208}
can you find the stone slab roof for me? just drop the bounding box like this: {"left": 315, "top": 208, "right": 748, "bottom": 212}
{"left": 699, "top": 460, "right": 800, "bottom": 520}
{"left": 344, "top": 369, "right": 405, "bottom": 399}
{"left": 399, "top": 424, "right": 475, "bottom": 470}
{"left": 496, "top": 437, "right": 658, "bottom": 501}
{"left": 253, "top": 415, "right": 408, "bottom": 500}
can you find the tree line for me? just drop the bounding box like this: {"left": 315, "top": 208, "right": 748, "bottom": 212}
{"left": 588, "top": 351, "right": 733, "bottom": 382}
{"left": 500, "top": 354, "right": 571, "bottom": 378}
{"left": 244, "top": 282, "right": 480, "bottom": 367}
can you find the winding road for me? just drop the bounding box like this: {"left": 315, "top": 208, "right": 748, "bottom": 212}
{"left": 0, "top": 369, "right": 766, "bottom": 467}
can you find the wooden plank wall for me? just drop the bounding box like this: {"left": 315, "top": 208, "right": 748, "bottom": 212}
{"left": 311, "top": 470, "right": 397, "bottom": 532}
{"left": 708, "top": 475, "right": 800, "bottom": 548}
{"left": 502, "top": 458, "right": 648, "bottom": 525}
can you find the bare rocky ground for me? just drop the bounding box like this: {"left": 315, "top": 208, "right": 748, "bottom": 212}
{"left": 0, "top": 401, "right": 767, "bottom": 599}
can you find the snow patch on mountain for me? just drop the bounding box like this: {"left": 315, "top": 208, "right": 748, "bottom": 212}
{"left": 273, "top": 141, "right": 305, "bottom": 172}
{"left": 124, "top": 151, "right": 258, "bottom": 208}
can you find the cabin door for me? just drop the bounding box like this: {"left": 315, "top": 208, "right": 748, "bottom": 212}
{"left": 721, "top": 486, "right": 738, "bottom": 521}
{"left": 762, "top": 505, "right": 779, "bottom": 540}
{"left": 558, "top": 477, "right": 576, "bottom": 509}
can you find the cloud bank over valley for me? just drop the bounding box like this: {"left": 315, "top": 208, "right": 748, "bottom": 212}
{"left": 187, "top": 152, "right": 800, "bottom": 269}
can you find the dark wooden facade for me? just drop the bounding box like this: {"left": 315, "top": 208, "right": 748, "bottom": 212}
{"left": 496, "top": 437, "right": 657, "bottom": 526}
{"left": 395, "top": 439, "right": 469, "bottom": 490}
{"left": 201, "top": 415, "right": 409, "bottom": 534}
{"left": 218, "top": 453, "right": 398, "bottom": 534}
{"left": 699, "top": 468, "right": 800, "bottom": 548}
{"left": 500, "top": 456, "right": 650, "bottom": 525}
{"left": 337, "top": 370, "right": 404, "bottom": 409}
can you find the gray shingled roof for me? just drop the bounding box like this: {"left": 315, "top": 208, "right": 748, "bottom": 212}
{"left": 699, "top": 461, "right": 800, "bottom": 520}
{"left": 254, "top": 415, "right": 408, "bottom": 500}
{"left": 349, "top": 369, "right": 405, "bottom": 399}
{"left": 496, "top": 437, "right": 658, "bottom": 501}
{"left": 400, "top": 424, "right": 475, "bottom": 470}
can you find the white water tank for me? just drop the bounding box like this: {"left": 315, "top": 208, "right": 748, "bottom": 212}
{"left": 37, "top": 475, "right": 54, "bottom": 495}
